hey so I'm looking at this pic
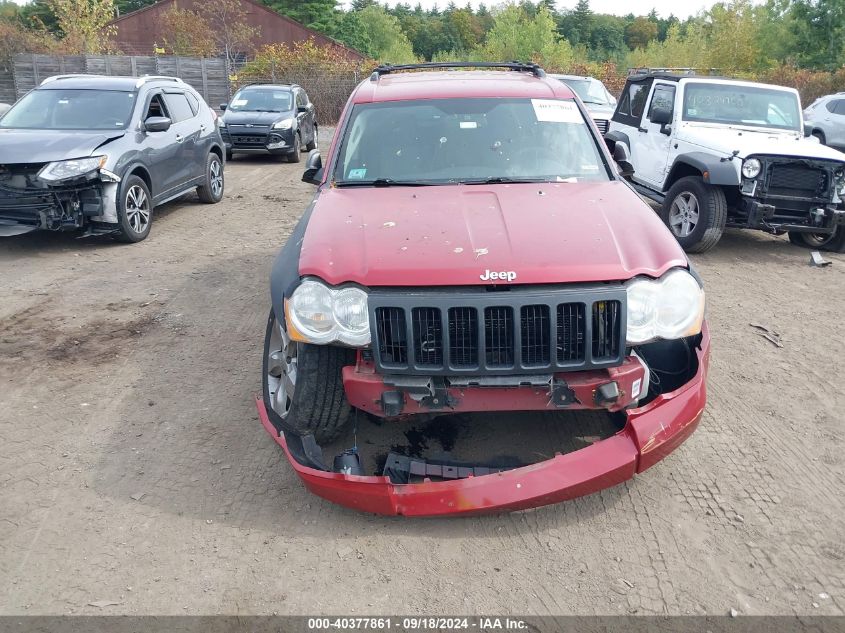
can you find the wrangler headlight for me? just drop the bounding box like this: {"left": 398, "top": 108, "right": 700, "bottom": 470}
{"left": 38, "top": 155, "right": 107, "bottom": 182}
{"left": 272, "top": 119, "right": 293, "bottom": 130}
{"left": 286, "top": 280, "right": 370, "bottom": 346}
{"left": 741, "top": 158, "right": 761, "bottom": 179}
{"left": 626, "top": 269, "right": 705, "bottom": 345}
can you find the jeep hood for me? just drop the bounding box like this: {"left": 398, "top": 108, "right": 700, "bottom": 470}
{"left": 676, "top": 123, "right": 845, "bottom": 162}
{"left": 0, "top": 129, "right": 123, "bottom": 164}
{"left": 298, "top": 181, "right": 687, "bottom": 287}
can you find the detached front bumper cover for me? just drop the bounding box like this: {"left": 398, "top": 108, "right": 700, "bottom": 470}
{"left": 257, "top": 327, "right": 710, "bottom": 517}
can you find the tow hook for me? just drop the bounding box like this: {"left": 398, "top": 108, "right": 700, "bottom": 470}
{"left": 594, "top": 381, "right": 620, "bottom": 406}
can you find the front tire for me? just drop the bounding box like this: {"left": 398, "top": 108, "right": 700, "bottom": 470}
{"left": 788, "top": 226, "right": 845, "bottom": 253}
{"left": 262, "top": 310, "right": 357, "bottom": 443}
{"left": 114, "top": 175, "right": 153, "bottom": 243}
{"left": 196, "top": 152, "right": 224, "bottom": 203}
{"left": 305, "top": 125, "right": 317, "bottom": 151}
{"left": 287, "top": 133, "right": 301, "bottom": 163}
{"left": 661, "top": 176, "right": 727, "bottom": 253}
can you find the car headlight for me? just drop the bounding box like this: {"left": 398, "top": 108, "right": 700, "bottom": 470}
{"left": 38, "top": 155, "right": 107, "bottom": 182}
{"left": 218, "top": 119, "right": 226, "bottom": 128}
{"left": 741, "top": 158, "right": 761, "bottom": 179}
{"left": 834, "top": 167, "right": 844, "bottom": 190}
{"left": 285, "top": 280, "right": 370, "bottom": 346}
{"left": 272, "top": 119, "right": 294, "bottom": 130}
{"left": 626, "top": 269, "right": 705, "bottom": 345}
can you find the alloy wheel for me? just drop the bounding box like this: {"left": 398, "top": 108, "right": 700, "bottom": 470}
{"left": 669, "top": 191, "right": 700, "bottom": 238}
{"left": 125, "top": 185, "right": 151, "bottom": 234}
{"left": 210, "top": 159, "right": 224, "bottom": 198}
{"left": 266, "top": 317, "right": 297, "bottom": 419}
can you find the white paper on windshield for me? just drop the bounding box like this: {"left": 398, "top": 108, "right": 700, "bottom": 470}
{"left": 232, "top": 99, "right": 248, "bottom": 106}
{"left": 532, "top": 99, "right": 581, "bottom": 123}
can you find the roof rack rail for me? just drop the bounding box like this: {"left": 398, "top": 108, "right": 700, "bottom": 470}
{"left": 40, "top": 74, "right": 101, "bottom": 86}
{"left": 135, "top": 75, "right": 183, "bottom": 87}
{"left": 369, "top": 61, "right": 546, "bottom": 82}
{"left": 627, "top": 67, "right": 721, "bottom": 76}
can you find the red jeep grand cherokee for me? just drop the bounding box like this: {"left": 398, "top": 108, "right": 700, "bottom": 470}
{"left": 258, "top": 62, "right": 710, "bottom": 516}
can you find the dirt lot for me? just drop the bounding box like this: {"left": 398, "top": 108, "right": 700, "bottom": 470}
{"left": 1, "top": 127, "right": 843, "bottom": 617}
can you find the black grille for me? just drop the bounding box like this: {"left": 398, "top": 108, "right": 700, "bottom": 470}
{"left": 448, "top": 307, "right": 478, "bottom": 367}
{"left": 592, "top": 300, "right": 621, "bottom": 360}
{"left": 231, "top": 135, "right": 268, "bottom": 146}
{"left": 412, "top": 307, "right": 442, "bottom": 367}
{"left": 557, "top": 303, "right": 586, "bottom": 363}
{"left": 485, "top": 306, "right": 514, "bottom": 367}
{"left": 520, "top": 305, "right": 550, "bottom": 366}
{"left": 370, "top": 288, "right": 625, "bottom": 375}
{"left": 375, "top": 307, "right": 407, "bottom": 365}
{"left": 593, "top": 119, "right": 609, "bottom": 134}
{"left": 769, "top": 164, "right": 827, "bottom": 197}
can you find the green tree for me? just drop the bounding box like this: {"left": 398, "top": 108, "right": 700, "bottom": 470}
{"left": 479, "top": 4, "right": 573, "bottom": 70}
{"left": 49, "top": 0, "right": 119, "bottom": 54}
{"left": 336, "top": 4, "right": 416, "bottom": 63}
{"left": 789, "top": 0, "right": 845, "bottom": 69}
{"left": 624, "top": 16, "right": 658, "bottom": 49}
{"left": 266, "top": 0, "right": 339, "bottom": 33}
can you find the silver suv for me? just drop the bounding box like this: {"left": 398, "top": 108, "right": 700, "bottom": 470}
{"left": 805, "top": 93, "right": 845, "bottom": 151}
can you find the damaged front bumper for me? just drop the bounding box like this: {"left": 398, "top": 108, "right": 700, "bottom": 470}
{"left": 257, "top": 325, "right": 710, "bottom": 516}
{"left": 0, "top": 170, "right": 119, "bottom": 235}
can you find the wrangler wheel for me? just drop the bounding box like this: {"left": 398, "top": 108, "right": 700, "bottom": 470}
{"left": 661, "top": 176, "right": 727, "bottom": 253}
{"left": 262, "top": 309, "right": 356, "bottom": 443}
{"left": 788, "top": 226, "right": 845, "bottom": 253}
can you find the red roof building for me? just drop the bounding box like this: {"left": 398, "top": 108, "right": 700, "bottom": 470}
{"left": 110, "top": 0, "right": 363, "bottom": 60}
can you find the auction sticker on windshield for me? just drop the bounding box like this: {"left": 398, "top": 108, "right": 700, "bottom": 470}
{"left": 532, "top": 99, "right": 581, "bottom": 123}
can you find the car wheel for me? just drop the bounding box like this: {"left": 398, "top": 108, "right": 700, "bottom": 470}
{"left": 196, "top": 152, "right": 224, "bottom": 203}
{"left": 114, "top": 175, "right": 153, "bottom": 243}
{"left": 305, "top": 126, "right": 317, "bottom": 151}
{"left": 287, "top": 133, "right": 301, "bottom": 163}
{"left": 788, "top": 226, "right": 845, "bottom": 253}
{"left": 262, "top": 309, "right": 357, "bottom": 443}
{"left": 812, "top": 130, "right": 826, "bottom": 145}
{"left": 661, "top": 176, "right": 727, "bottom": 253}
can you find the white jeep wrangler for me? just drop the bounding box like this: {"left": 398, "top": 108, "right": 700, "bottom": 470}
{"left": 607, "top": 72, "right": 845, "bottom": 253}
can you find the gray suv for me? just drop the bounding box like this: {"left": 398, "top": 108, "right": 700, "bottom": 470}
{"left": 805, "top": 93, "right": 845, "bottom": 151}
{"left": 0, "top": 74, "right": 225, "bottom": 242}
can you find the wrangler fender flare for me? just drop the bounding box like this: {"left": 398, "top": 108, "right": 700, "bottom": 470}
{"left": 667, "top": 152, "right": 740, "bottom": 189}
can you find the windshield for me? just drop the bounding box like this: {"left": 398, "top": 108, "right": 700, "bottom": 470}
{"left": 333, "top": 97, "right": 610, "bottom": 186}
{"left": 0, "top": 89, "right": 136, "bottom": 130}
{"left": 559, "top": 78, "right": 614, "bottom": 106}
{"left": 229, "top": 88, "right": 292, "bottom": 112}
{"left": 682, "top": 83, "right": 801, "bottom": 132}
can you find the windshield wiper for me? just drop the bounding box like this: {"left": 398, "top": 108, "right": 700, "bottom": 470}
{"left": 335, "top": 178, "right": 431, "bottom": 187}
{"left": 462, "top": 177, "right": 545, "bottom": 185}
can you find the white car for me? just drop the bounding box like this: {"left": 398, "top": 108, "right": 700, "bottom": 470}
{"left": 606, "top": 72, "right": 845, "bottom": 252}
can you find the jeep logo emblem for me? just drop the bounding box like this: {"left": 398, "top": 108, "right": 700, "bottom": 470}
{"left": 480, "top": 269, "right": 517, "bottom": 282}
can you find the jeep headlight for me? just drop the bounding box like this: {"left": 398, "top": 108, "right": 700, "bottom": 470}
{"left": 834, "top": 167, "right": 845, "bottom": 192}
{"left": 285, "top": 280, "right": 370, "bottom": 346}
{"left": 272, "top": 119, "right": 294, "bottom": 130}
{"left": 626, "top": 269, "right": 705, "bottom": 345}
{"left": 38, "top": 155, "right": 107, "bottom": 182}
{"left": 741, "top": 158, "right": 761, "bottom": 179}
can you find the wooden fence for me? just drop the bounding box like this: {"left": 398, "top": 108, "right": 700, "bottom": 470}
{"left": 1, "top": 54, "right": 230, "bottom": 107}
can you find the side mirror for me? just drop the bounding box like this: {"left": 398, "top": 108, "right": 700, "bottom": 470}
{"left": 803, "top": 123, "right": 813, "bottom": 138}
{"left": 297, "top": 105, "right": 308, "bottom": 114}
{"left": 649, "top": 105, "right": 672, "bottom": 126}
{"left": 220, "top": 103, "right": 228, "bottom": 111}
{"left": 302, "top": 150, "right": 323, "bottom": 185}
{"left": 611, "top": 143, "right": 634, "bottom": 179}
{"left": 144, "top": 116, "right": 172, "bottom": 133}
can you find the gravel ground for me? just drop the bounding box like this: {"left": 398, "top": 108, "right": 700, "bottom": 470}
{"left": 1, "top": 127, "right": 843, "bottom": 617}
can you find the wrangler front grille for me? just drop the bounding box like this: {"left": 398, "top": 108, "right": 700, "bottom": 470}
{"left": 370, "top": 287, "right": 626, "bottom": 375}
{"left": 768, "top": 164, "right": 828, "bottom": 197}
